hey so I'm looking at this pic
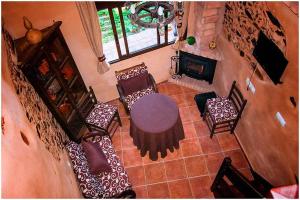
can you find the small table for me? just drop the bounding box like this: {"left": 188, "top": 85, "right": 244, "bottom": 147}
{"left": 130, "top": 93, "right": 185, "bottom": 161}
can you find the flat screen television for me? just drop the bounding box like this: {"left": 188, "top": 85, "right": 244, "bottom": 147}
{"left": 252, "top": 31, "right": 288, "bottom": 85}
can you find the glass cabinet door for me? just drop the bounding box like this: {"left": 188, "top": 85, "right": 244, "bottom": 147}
{"left": 46, "top": 78, "right": 64, "bottom": 105}
{"left": 35, "top": 56, "right": 54, "bottom": 84}
{"left": 47, "top": 37, "right": 68, "bottom": 66}
{"left": 57, "top": 96, "right": 73, "bottom": 121}
{"left": 69, "top": 77, "right": 86, "bottom": 104}
{"left": 60, "top": 60, "right": 76, "bottom": 85}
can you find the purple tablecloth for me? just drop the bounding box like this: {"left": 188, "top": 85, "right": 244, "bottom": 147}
{"left": 130, "top": 93, "right": 185, "bottom": 160}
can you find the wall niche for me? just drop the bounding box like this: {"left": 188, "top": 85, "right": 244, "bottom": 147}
{"left": 223, "top": 2, "right": 287, "bottom": 79}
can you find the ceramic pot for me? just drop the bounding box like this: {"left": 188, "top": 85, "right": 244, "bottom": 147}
{"left": 23, "top": 16, "right": 42, "bottom": 44}
{"left": 25, "top": 29, "right": 42, "bottom": 44}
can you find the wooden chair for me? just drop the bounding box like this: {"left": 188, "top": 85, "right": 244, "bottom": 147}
{"left": 203, "top": 81, "right": 247, "bottom": 138}
{"left": 115, "top": 62, "right": 158, "bottom": 113}
{"left": 78, "top": 86, "right": 122, "bottom": 139}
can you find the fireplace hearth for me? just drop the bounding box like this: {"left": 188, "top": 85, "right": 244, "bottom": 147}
{"left": 178, "top": 51, "right": 217, "bottom": 84}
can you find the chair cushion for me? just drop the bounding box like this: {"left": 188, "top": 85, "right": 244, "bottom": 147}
{"left": 82, "top": 140, "right": 111, "bottom": 175}
{"left": 93, "top": 136, "right": 132, "bottom": 198}
{"left": 206, "top": 97, "right": 238, "bottom": 123}
{"left": 119, "top": 72, "right": 150, "bottom": 96}
{"left": 116, "top": 64, "right": 148, "bottom": 81}
{"left": 124, "top": 87, "right": 155, "bottom": 111}
{"left": 66, "top": 141, "right": 105, "bottom": 198}
{"left": 85, "top": 102, "right": 117, "bottom": 130}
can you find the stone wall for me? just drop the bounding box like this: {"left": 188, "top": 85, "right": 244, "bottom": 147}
{"left": 183, "top": 2, "right": 225, "bottom": 61}
{"left": 223, "top": 2, "right": 287, "bottom": 77}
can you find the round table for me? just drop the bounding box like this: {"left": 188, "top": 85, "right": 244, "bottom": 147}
{"left": 130, "top": 93, "right": 185, "bottom": 161}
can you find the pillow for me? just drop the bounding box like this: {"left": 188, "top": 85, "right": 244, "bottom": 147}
{"left": 82, "top": 140, "right": 111, "bottom": 175}
{"left": 119, "top": 72, "right": 150, "bottom": 96}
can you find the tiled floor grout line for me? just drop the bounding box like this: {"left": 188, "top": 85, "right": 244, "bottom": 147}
{"left": 135, "top": 174, "right": 212, "bottom": 189}
{"left": 221, "top": 147, "right": 243, "bottom": 153}
{"left": 121, "top": 137, "right": 242, "bottom": 151}
{"left": 122, "top": 134, "right": 243, "bottom": 164}
{"left": 142, "top": 164, "right": 149, "bottom": 198}
{"left": 161, "top": 159, "right": 172, "bottom": 198}
{"left": 182, "top": 153, "right": 195, "bottom": 198}
{"left": 125, "top": 147, "right": 242, "bottom": 168}
{"left": 119, "top": 130, "right": 123, "bottom": 156}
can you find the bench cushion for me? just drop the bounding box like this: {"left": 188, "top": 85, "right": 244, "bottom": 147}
{"left": 66, "top": 141, "right": 105, "bottom": 198}
{"left": 93, "top": 136, "right": 132, "bottom": 197}
{"left": 66, "top": 136, "right": 132, "bottom": 198}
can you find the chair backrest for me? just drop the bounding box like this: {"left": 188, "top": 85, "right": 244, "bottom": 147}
{"left": 77, "top": 86, "right": 98, "bottom": 119}
{"left": 228, "top": 81, "right": 247, "bottom": 114}
{"left": 115, "top": 62, "right": 148, "bottom": 81}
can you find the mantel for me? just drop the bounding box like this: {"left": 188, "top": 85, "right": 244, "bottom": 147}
{"left": 181, "top": 43, "right": 224, "bottom": 61}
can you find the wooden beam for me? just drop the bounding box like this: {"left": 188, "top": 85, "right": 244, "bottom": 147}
{"left": 164, "top": 12, "right": 168, "bottom": 43}
{"left": 157, "top": 27, "right": 160, "bottom": 45}
{"left": 108, "top": 8, "right": 122, "bottom": 58}
{"left": 118, "top": 6, "right": 129, "bottom": 55}
{"left": 95, "top": 1, "right": 125, "bottom": 10}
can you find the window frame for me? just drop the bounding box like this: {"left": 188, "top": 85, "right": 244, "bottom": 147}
{"left": 95, "top": 1, "right": 176, "bottom": 64}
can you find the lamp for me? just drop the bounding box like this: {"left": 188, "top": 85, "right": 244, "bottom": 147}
{"left": 125, "top": 1, "right": 179, "bottom": 28}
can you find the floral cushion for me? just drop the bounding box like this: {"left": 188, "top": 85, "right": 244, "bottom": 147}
{"left": 66, "top": 136, "right": 132, "bottom": 198}
{"left": 116, "top": 64, "right": 148, "bottom": 81}
{"left": 124, "top": 87, "right": 155, "bottom": 111}
{"left": 206, "top": 97, "right": 238, "bottom": 123}
{"left": 85, "top": 102, "right": 117, "bottom": 130}
{"left": 66, "top": 141, "right": 105, "bottom": 198}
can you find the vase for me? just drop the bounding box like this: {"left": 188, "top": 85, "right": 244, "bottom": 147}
{"left": 23, "top": 16, "right": 43, "bottom": 44}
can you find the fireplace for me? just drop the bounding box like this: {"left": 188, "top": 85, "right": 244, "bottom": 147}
{"left": 178, "top": 51, "right": 217, "bottom": 84}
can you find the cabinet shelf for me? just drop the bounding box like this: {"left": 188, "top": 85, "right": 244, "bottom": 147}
{"left": 44, "top": 74, "right": 56, "bottom": 89}
{"left": 58, "top": 56, "right": 69, "bottom": 69}
{"left": 15, "top": 21, "right": 89, "bottom": 142}
{"left": 69, "top": 74, "right": 78, "bottom": 88}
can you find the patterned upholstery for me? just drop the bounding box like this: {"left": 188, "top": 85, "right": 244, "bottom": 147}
{"left": 124, "top": 87, "right": 155, "bottom": 110}
{"left": 86, "top": 102, "right": 117, "bottom": 129}
{"left": 93, "top": 136, "right": 132, "bottom": 197}
{"left": 66, "top": 141, "right": 105, "bottom": 198}
{"left": 116, "top": 64, "right": 148, "bottom": 81}
{"left": 206, "top": 97, "right": 238, "bottom": 123}
{"left": 66, "top": 136, "right": 132, "bottom": 198}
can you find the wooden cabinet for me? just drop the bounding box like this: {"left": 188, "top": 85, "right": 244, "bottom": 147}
{"left": 15, "top": 21, "right": 88, "bottom": 141}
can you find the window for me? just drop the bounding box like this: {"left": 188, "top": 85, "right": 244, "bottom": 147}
{"left": 95, "top": 2, "right": 177, "bottom": 63}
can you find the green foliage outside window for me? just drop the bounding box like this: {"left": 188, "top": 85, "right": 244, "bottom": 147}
{"left": 97, "top": 8, "right": 147, "bottom": 44}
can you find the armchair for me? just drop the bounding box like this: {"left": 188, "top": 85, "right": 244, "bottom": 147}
{"left": 115, "top": 62, "right": 158, "bottom": 113}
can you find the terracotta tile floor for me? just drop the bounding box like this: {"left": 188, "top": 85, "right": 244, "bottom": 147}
{"left": 110, "top": 82, "right": 252, "bottom": 198}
